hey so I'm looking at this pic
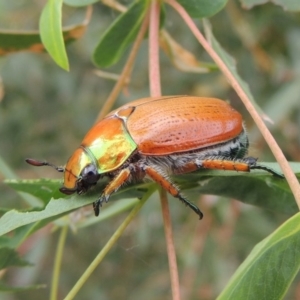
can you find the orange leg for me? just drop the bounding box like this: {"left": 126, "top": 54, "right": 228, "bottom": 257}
{"left": 144, "top": 166, "right": 203, "bottom": 219}
{"left": 175, "top": 156, "right": 283, "bottom": 178}
{"left": 201, "top": 157, "right": 283, "bottom": 177}
{"left": 93, "top": 168, "right": 131, "bottom": 216}
{"left": 173, "top": 159, "right": 250, "bottom": 175}
{"left": 201, "top": 159, "right": 250, "bottom": 172}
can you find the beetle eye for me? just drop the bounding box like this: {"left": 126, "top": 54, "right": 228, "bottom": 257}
{"left": 81, "top": 164, "right": 99, "bottom": 184}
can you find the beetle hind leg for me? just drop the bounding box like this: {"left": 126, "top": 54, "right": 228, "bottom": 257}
{"left": 144, "top": 165, "right": 203, "bottom": 219}
{"left": 175, "top": 155, "right": 284, "bottom": 178}
{"left": 93, "top": 168, "right": 131, "bottom": 216}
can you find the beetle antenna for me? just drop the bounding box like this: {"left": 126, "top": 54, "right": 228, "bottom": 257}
{"left": 26, "top": 158, "right": 64, "bottom": 173}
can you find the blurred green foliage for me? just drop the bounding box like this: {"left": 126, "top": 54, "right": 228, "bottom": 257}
{"left": 0, "top": 0, "right": 300, "bottom": 299}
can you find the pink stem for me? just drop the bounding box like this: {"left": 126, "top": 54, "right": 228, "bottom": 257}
{"left": 149, "top": 0, "right": 162, "bottom": 96}
{"left": 160, "top": 188, "right": 181, "bottom": 300}
{"left": 149, "top": 1, "right": 181, "bottom": 299}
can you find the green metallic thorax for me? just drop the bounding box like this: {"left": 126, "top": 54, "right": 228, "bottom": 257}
{"left": 81, "top": 116, "right": 137, "bottom": 174}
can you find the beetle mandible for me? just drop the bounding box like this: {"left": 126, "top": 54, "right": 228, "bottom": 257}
{"left": 26, "top": 96, "right": 283, "bottom": 219}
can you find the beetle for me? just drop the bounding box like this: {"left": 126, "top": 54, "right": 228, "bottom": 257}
{"left": 26, "top": 96, "right": 283, "bottom": 219}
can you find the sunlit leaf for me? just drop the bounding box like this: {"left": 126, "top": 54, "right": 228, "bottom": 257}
{"left": 39, "top": 0, "right": 69, "bottom": 70}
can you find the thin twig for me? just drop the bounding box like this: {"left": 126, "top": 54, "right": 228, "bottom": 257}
{"left": 160, "top": 189, "right": 181, "bottom": 300}
{"left": 166, "top": 0, "right": 300, "bottom": 209}
{"left": 50, "top": 225, "right": 68, "bottom": 300}
{"left": 149, "top": 0, "right": 161, "bottom": 97}
{"left": 63, "top": 189, "right": 153, "bottom": 300}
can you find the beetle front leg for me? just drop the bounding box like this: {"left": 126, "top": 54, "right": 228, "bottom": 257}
{"left": 144, "top": 165, "right": 203, "bottom": 219}
{"left": 93, "top": 168, "right": 131, "bottom": 216}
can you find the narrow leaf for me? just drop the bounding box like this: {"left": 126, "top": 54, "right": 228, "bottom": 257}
{"left": 217, "top": 213, "right": 300, "bottom": 299}
{"left": 93, "top": 1, "right": 148, "bottom": 67}
{"left": 0, "top": 181, "right": 148, "bottom": 236}
{"left": 5, "top": 179, "right": 66, "bottom": 204}
{"left": 39, "top": 0, "right": 69, "bottom": 70}
{"left": 176, "top": 0, "right": 228, "bottom": 18}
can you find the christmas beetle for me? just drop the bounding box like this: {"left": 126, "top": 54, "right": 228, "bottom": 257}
{"left": 26, "top": 96, "right": 283, "bottom": 219}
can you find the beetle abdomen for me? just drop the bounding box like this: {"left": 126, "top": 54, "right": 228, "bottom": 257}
{"left": 126, "top": 97, "right": 243, "bottom": 155}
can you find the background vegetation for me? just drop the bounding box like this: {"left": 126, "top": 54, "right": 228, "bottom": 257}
{"left": 0, "top": 0, "right": 300, "bottom": 299}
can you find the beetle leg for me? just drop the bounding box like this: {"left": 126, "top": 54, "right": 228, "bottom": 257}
{"left": 93, "top": 168, "right": 131, "bottom": 216}
{"left": 144, "top": 166, "right": 203, "bottom": 219}
{"left": 171, "top": 158, "right": 251, "bottom": 175}
{"left": 176, "top": 156, "right": 283, "bottom": 178}
{"left": 200, "top": 158, "right": 251, "bottom": 172}
{"left": 244, "top": 157, "right": 284, "bottom": 178}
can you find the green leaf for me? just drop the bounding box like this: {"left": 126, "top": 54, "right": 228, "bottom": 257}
{"left": 217, "top": 212, "right": 300, "bottom": 299}
{"left": 39, "top": 0, "right": 69, "bottom": 70}
{"left": 176, "top": 0, "right": 228, "bottom": 18}
{"left": 93, "top": 0, "right": 148, "bottom": 67}
{"left": 0, "top": 282, "right": 45, "bottom": 292}
{"left": 0, "top": 247, "right": 31, "bottom": 270}
{"left": 240, "top": 0, "right": 300, "bottom": 11}
{"left": 63, "top": 0, "right": 98, "bottom": 6}
{"left": 0, "top": 8, "right": 90, "bottom": 56}
{"left": 5, "top": 179, "right": 66, "bottom": 204}
{"left": 192, "top": 173, "right": 297, "bottom": 215}
{"left": 0, "top": 180, "right": 148, "bottom": 236}
{"left": 180, "top": 162, "right": 299, "bottom": 216}
{"left": 1, "top": 162, "right": 298, "bottom": 235}
{"left": 0, "top": 155, "right": 41, "bottom": 207}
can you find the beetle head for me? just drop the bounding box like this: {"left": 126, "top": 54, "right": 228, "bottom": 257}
{"left": 60, "top": 148, "right": 100, "bottom": 195}
{"left": 26, "top": 147, "right": 101, "bottom": 196}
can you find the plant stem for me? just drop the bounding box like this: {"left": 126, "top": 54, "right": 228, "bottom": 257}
{"left": 149, "top": 0, "right": 161, "bottom": 97}
{"left": 50, "top": 224, "right": 68, "bottom": 300}
{"left": 149, "top": 1, "right": 181, "bottom": 299}
{"left": 166, "top": 0, "right": 300, "bottom": 209}
{"left": 160, "top": 188, "right": 181, "bottom": 300}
